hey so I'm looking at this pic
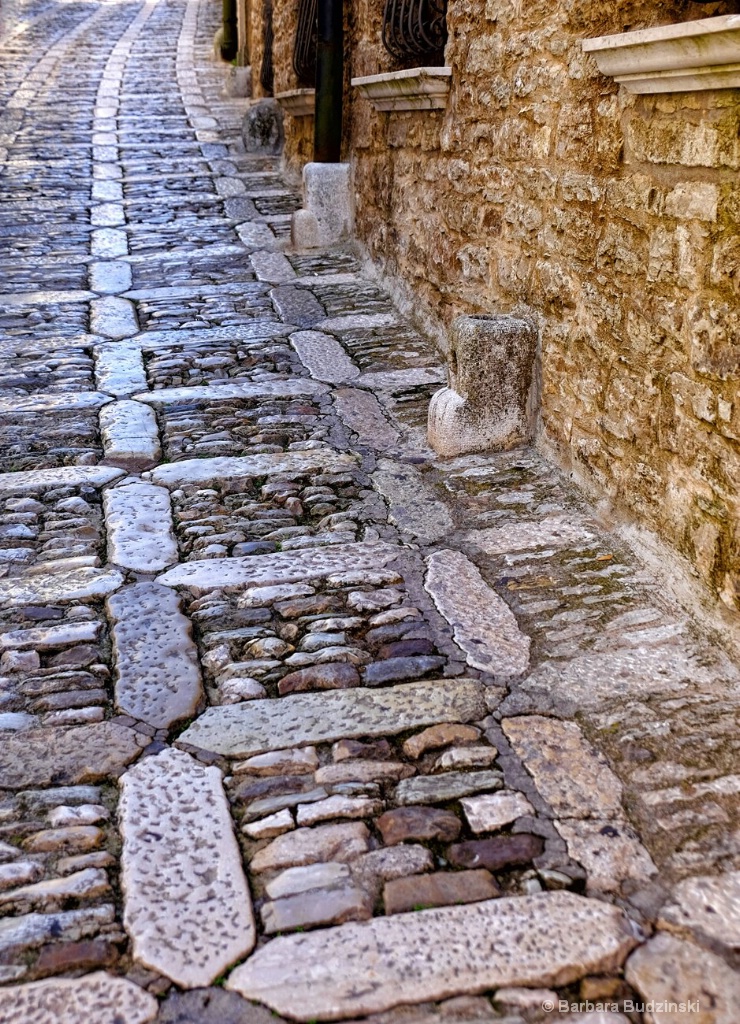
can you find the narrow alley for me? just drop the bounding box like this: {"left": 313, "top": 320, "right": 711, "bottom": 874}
{"left": 0, "top": 1, "right": 739, "bottom": 1021}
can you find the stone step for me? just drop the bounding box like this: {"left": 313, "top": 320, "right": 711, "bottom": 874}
{"left": 226, "top": 891, "right": 639, "bottom": 1021}
{"left": 145, "top": 449, "right": 358, "bottom": 490}
{"left": 132, "top": 378, "right": 327, "bottom": 406}
{"left": 0, "top": 465, "right": 123, "bottom": 498}
{"left": 100, "top": 399, "right": 161, "bottom": 470}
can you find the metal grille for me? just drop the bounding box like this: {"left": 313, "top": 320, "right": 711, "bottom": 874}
{"left": 382, "top": 0, "right": 448, "bottom": 67}
{"left": 293, "top": 0, "right": 317, "bottom": 89}
{"left": 260, "top": 0, "right": 274, "bottom": 94}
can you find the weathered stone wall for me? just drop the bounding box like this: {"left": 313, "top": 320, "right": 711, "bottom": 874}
{"left": 347, "top": 0, "right": 740, "bottom": 614}
{"left": 248, "top": 0, "right": 268, "bottom": 97}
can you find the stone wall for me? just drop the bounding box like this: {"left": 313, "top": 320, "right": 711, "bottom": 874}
{"left": 276, "top": 0, "right": 740, "bottom": 614}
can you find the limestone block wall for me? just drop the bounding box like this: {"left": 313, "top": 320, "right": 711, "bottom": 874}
{"left": 273, "top": 0, "right": 740, "bottom": 613}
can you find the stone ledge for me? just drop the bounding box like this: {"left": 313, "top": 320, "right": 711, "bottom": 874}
{"left": 351, "top": 67, "right": 451, "bottom": 111}
{"left": 583, "top": 15, "right": 740, "bottom": 93}
{"left": 276, "top": 88, "right": 315, "bottom": 117}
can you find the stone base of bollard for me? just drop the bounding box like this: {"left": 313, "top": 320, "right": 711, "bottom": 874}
{"left": 291, "top": 162, "right": 353, "bottom": 249}
{"left": 428, "top": 314, "right": 539, "bottom": 457}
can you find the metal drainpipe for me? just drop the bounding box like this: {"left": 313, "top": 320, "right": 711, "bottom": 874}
{"left": 313, "top": 0, "right": 343, "bottom": 162}
{"left": 220, "top": 0, "right": 238, "bottom": 61}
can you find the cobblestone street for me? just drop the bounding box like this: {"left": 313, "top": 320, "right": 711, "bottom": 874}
{"left": 1, "top": 0, "right": 740, "bottom": 1021}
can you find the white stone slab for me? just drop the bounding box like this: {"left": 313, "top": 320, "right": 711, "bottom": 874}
{"left": 157, "top": 541, "right": 401, "bottom": 593}
{"left": 352, "top": 66, "right": 451, "bottom": 111}
{"left": 119, "top": 748, "right": 255, "bottom": 988}
{"left": 135, "top": 323, "right": 292, "bottom": 350}
{"left": 90, "top": 296, "right": 138, "bottom": 340}
{"left": 0, "top": 620, "right": 101, "bottom": 651}
{"left": 94, "top": 344, "right": 147, "bottom": 396}
{"left": 290, "top": 331, "right": 360, "bottom": 384}
{"left": 0, "top": 391, "right": 113, "bottom": 416}
{"left": 104, "top": 483, "right": 177, "bottom": 573}
{"left": 107, "top": 583, "right": 203, "bottom": 729}
{"left": 146, "top": 450, "right": 356, "bottom": 490}
{"left": 89, "top": 260, "right": 132, "bottom": 294}
{"left": 373, "top": 460, "right": 453, "bottom": 543}
{"left": 0, "top": 971, "right": 157, "bottom": 1024}
{"left": 0, "top": 465, "right": 123, "bottom": 497}
{"left": 250, "top": 250, "right": 296, "bottom": 283}
{"left": 227, "top": 891, "right": 638, "bottom": 1020}
{"left": 132, "top": 377, "right": 326, "bottom": 404}
{"left": 177, "top": 679, "right": 485, "bottom": 757}
{"left": 318, "top": 313, "right": 399, "bottom": 332}
{"left": 100, "top": 400, "right": 161, "bottom": 470}
{"left": 464, "top": 515, "right": 597, "bottom": 555}
{"left": 461, "top": 791, "right": 535, "bottom": 833}
{"left": 0, "top": 568, "right": 124, "bottom": 608}
{"left": 91, "top": 229, "right": 128, "bottom": 259}
{"left": 659, "top": 871, "right": 740, "bottom": 948}
{"left": 425, "top": 549, "right": 530, "bottom": 675}
{"left": 236, "top": 222, "right": 277, "bottom": 248}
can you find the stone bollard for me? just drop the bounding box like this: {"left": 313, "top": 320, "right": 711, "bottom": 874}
{"left": 428, "top": 314, "right": 539, "bottom": 457}
{"left": 291, "top": 163, "right": 353, "bottom": 249}
{"left": 242, "top": 99, "right": 284, "bottom": 155}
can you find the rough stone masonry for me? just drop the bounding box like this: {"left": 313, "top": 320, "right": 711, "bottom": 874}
{"left": 0, "top": 0, "right": 739, "bottom": 1021}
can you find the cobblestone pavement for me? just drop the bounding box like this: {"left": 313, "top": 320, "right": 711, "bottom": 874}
{"left": 1, "top": 0, "right": 740, "bottom": 1021}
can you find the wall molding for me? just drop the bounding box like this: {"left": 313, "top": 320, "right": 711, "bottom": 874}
{"left": 351, "top": 66, "right": 451, "bottom": 111}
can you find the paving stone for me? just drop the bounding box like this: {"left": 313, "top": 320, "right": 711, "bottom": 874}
{"left": 383, "top": 869, "right": 500, "bottom": 914}
{"left": 0, "top": 464, "right": 123, "bottom": 497}
{"left": 23, "top": 826, "right": 105, "bottom": 854}
{"left": 0, "top": 866, "right": 109, "bottom": 909}
{"left": 94, "top": 343, "right": 148, "bottom": 395}
{"left": 107, "top": 583, "right": 203, "bottom": 729}
{"left": 554, "top": 819, "right": 657, "bottom": 895}
{"left": 89, "top": 260, "right": 132, "bottom": 294}
{"left": 356, "top": 366, "right": 447, "bottom": 392}
{"left": 447, "top": 834, "right": 544, "bottom": 871}
{"left": 0, "top": 722, "right": 146, "bottom": 788}
{"left": 502, "top": 717, "right": 623, "bottom": 819}
{"left": 250, "top": 250, "right": 296, "bottom": 283}
{"left": 395, "top": 770, "right": 502, "bottom": 806}
{"left": 377, "top": 806, "right": 462, "bottom": 845}
{"left": 147, "top": 450, "right": 357, "bottom": 489}
{"left": 354, "top": 844, "right": 434, "bottom": 885}
{"left": 91, "top": 228, "right": 128, "bottom": 258}
{"left": 433, "top": 746, "right": 498, "bottom": 771}
{"left": 0, "top": 860, "right": 44, "bottom": 890}
{"left": 320, "top": 313, "right": 400, "bottom": 332}
{"left": 464, "top": 515, "right": 597, "bottom": 554}
{"left": 262, "top": 884, "right": 373, "bottom": 934}
{"left": 272, "top": 290, "right": 325, "bottom": 328}
{"left": 132, "top": 376, "right": 324, "bottom": 405}
{"left": 0, "top": 390, "right": 112, "bottom": 415}
{"left": 90, "top": 296, "right": 139, "bottom": 339}
{"left": 0, "top": 971, "right": 157, "bottom": 1024}
{"left": 403, "top": 724, "right": 482, "bottom": 759}
{"left": 315, "top": 761, "right": 414, "bottom": 783}
{"left": 279, "top": 663, "right": 361, "bottom": 693}
{"left": 626, "top": 933, "right": 740, "bottom": 1024}
{"left": 0, "top": 905, "right": 115, "bottom": 958}
{"left": 157, "top": 987, "right": 279, "bottom": 1024}
{"left": 235, "top": 747, "right": 319, "bottom": 776}
{"left": 119, "top": 748, "right": 255, "bottom": 988}
{"left": 177, "top": 679, "right": 485, "bottom": 757}
{"left": 290, "top": 330, "right": 360, "bottom": 383}
{"left": 227, "top": 891, "right": 639, "bottom": 1019}
{"left": 373, "top": 460, "right": 454, "bottom": 543}
{"left": 250, "top": 822, "right": 372, "bottom": 873}
{"left": 0, "top": 620, "right": 101, "bottom": 651}
{"left": 659, "top": 871, "right": 740, "bottom": 951}
{"left": 425, "top": 550, "right": 530, "bottom": 675}
{"left": 100, "top": 400, "right": 161, "bottom": 470}
{"left": 296, "top": 795, "right": 382, "bottom": 826}
{"left": 104, "top": 483, "right": 178, "bottom": 573}
{"left": 332, "top": 388, "right": 399, "bottom": 448}
{"left": 461, "top": 792, "right": 535, "bottom": 833}
{"left": 265, "top": 862, "right": 352, "bottom": 899}
{"left": 364, "top": 656, "right": 446, "bottom": 685}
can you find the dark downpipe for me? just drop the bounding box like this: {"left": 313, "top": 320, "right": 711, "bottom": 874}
{"left": 220, "top": 0, "right": 238, "bottom": 62}
{"left": 313, "top": 0, "right": 343, "bottom": 162}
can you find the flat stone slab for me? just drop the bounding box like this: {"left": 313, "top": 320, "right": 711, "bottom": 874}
{"left": 91, "top": 228, "right": 128, "bottom": 258}
{"left": 226, "top": 891, "right": 638, "bottom": 1021}
{"left": 0, "top": 567, "right": 124, "bottom": 608}
{"left": 0, "top": 971, "right": 157, "bottom": 1024}
{"left": 146, "top": 450, "right": 357, "bottom": 490}
{"left": 119, "top": 748, "right": 255, "bottom": 988}
{"left": 94, "top": 343, "right": 148, "bottom": 395}
{"left": 89, "top": 260, "right": 133, "bottom": 294}
{"left": 273, "top": 289, "right": 325, "bottom": 328}
{"left": 177, "top": 679, "right": 486, "bottom": 757}
{"left": 555, "top": 818, "right": 657, "bottom": 896}
{"left": 133, "top": 377, "right": 327, "bottom": 405}
{"left": 356, "top": 366, "right": 447, "bottom": 393}
{"left": 0, "top": 723, "right": 147, "bottom": 788}
{"left": 0, "top": 391, "right": 112, "bottom": 416}
{"left": 461, "top": 791, "right": 535, "bottom": 833}
{"left": 425, "top": 549, "right": 530, "bottom": 675}
{"left": 502, "top": 716, "right": 624, "bottom": 819}
{"left": 0, "top": 465, "right": 123, "bottom": 497}
{"left": 157, "top": 541, "right": 401, "bottom": 593}
{"left": 290, "top": 331, "right": 360, "bottom": 384}
{"left": 626, "top": 933, "right": 740, "bottom": 1023}
{"left": 104, "top": 483, "right": 178, "bottom": 573}
{"left": 395, "top": 770, "right": 502, "bottom": 806}
{"left": 100, "top": 400, "right": 161, "bottom": 470}
{"left": 250, "top": 250, "right": 296, "bottom": 283}
{"left": 107, "top": 583, "right": 203, "bottom": 729}
{"left": 659, "top": 871, "right": 740, "bottom": 950}
{"left": 332, "top": 388, "right": 398, "bottom": 448}
{"left": 90, "top": 296, "right": 139, "bottom": 339}
{"left": 373, "top": 460, "right": 453, "bottom": 543}
{"left": 464, "top": 514, "right": 597, "bottom": 555}
{"left": 136, "top": 324, "right": 292, "bottom": 350}
{"left": 319, "top": 313, "right": 399, "bottom": 332}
